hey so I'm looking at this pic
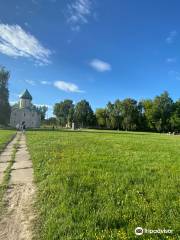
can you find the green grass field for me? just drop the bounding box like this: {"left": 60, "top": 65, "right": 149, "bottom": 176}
{"left": 0, "top": 130, "right": 16, "bottom": 212}
{"left": 27, "top": 130, "right": 180, "bottom": 240}
{"left": 0, "top": 130, "right": 16, "bottom": 153}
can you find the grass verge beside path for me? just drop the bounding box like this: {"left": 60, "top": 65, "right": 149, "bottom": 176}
{"left": 0, "top": 130, "right": 16, "bottom": 153}
{"left": 27, "top": 130, "right": 180, "bottom": 240}
{"left": 0, "top": 140, "right": 20, "bottom": 214}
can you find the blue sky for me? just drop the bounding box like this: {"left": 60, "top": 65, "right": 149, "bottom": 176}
{"left": 0, "top": 0, "right": 180, "bottom": 117}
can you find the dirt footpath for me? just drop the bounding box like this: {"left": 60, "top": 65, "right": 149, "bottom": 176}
{"left": 0, "top": 133, "right": 36, "bottom": 240}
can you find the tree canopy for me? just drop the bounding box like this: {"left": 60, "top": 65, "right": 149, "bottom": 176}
{"left": 74, "top": 100, "right": 95, "bottom": 128}
{"left": 0, "top": 67, "right": 10, "bottom": 126}
{"left": 53, "top": 100, "right": 74, "bottom": 127}
{"left": 36, "top": 105, "right": 48, "bottom": 120}
{"left": 51, "top": 91, "right": 180, "bottom": 132}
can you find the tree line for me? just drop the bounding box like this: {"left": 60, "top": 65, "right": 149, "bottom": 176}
{"left": 0, "top": 67, "right": 10, "bottom": 126}
{"left": 52, "top": 92, "right": 180, "bottom": 133}
{"left": 1, "top": 66, "right": 180, "bottom": 132}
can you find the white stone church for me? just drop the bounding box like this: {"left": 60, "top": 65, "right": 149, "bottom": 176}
{"left": 10, "top": 90, "right": 41, "bottom": 129}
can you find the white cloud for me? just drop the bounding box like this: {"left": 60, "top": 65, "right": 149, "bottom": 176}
{"left": 32, "top": 0, "right": 38, "bottom": 4}
{"left": 54, "top": 81, "right": 84, "bottom": 93}
{"left": 67, "top": 0, "right": 92, "bottom": 30}
{"left": 0, "top": 24, "right": 51, "bottom": 65}
{"left": 166, "top": 30, "right": 178, "bottom": 44}
{"left": 168, "top": 70, "right": 180, "bottom": 80}
{"left": 166, "top": 58, "right": 177, "bottom": 63}
{"left": 35, "top": 103, "right": 53, "bottom": 109}
{"left": 10, "top": 101, "right": 17, "bottom": 106}
{"left": 25, "top": 79, "right": 36, "bottom": 86}
{"left": 40, "top": 80, "right": 51, "bottom": 85}
{"left": 89, "top": 59, "right": 112, "bottom": 72}
{"left": 24, "top": 22, "right": 30, "bottom": 27}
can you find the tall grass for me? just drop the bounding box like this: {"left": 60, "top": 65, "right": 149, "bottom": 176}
{"left": 27, "top": 131, "right": 180, "bottom": 240}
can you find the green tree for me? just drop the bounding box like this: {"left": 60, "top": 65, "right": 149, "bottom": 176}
{"left": 170, "top": 99, "right": 180, "bottom": 132}
{"left": 113, "top": 100, "right": 123, "bottom": 130}
{"left": 106, "top": 100, "right": 123, "bottom": 130}
{"left": 53, "top": 100, "right": 74, "bottom": 127}
{"left": 43, "top": 117, "right": 57, "bottom": 126}
{"left": 153, "top": 91, "right": 173, "bottom": 132}
{"left": 141, "top": 99, "right": 155, "bottom": 130}
{"left": 0, "top": 67, "right": 11, "bottom": 126}
{"left": 36, "top": 105, "right": 48, "bottom": 120}
{"left": 121, "top": 98, "right": 140, "bottom": 131}
{"left": 74, "top": 100, "right": 94, "bottom": 128}
{"left": 105, "top": 102, "right": 113, "bottom": 129}
{"left": 137, "top": 101, "right": 148, "bottom": 131}
{"left": 95, "top": 108, "right": 107, "bottom": 128}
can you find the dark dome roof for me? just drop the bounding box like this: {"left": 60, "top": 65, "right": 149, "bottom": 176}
{"left": 20, "top": 89, "right": 32, "bottom": 100}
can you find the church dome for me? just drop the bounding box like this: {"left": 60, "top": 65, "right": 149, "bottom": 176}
{"left": 20, "top": 89, "right": 32, "bottom": 100}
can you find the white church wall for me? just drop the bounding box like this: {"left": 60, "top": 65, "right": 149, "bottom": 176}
{"left": 10, "top": 90, "right": 41, "bottom": 129}
{"left": 19, "top": 99, "right": 31, "bottom": 108}
{"left": 10, "top": 107, "right": 41, "bottom": 128}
